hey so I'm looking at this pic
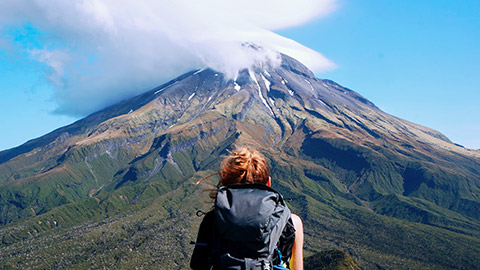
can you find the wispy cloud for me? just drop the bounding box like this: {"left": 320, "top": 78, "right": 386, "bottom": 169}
{"left": 0, "top": 0, "right": 337, "bottom": 116}
{"left": 28, "top": 49, "right": 70, "bottom": 87}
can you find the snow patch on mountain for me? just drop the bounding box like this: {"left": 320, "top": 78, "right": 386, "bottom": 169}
{"left": 249, "top": 69, "right": 274, "bottom": 116}
{"left": 305, "top": 79, "right": 314, "bottom": 92}
{"left": 234, "top": 82, "right": 241, "bottom": 91}
{"left": 261, "top": 74, "right": 271, "bottom": 92}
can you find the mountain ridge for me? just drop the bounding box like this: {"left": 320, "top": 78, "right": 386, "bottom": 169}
{"left": 1, "top": 54, "right": 479, "bottom": 269}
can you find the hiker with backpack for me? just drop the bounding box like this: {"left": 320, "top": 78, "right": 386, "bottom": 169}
{"left": 191, "top": 147, "right": 304, "bottom": 270}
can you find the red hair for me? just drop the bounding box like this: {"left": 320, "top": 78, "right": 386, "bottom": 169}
{"left": 219, "top": 147, "right": 270, "bottom": 186}
{"left": 196, "top": 147, "right": 270, "bottom": 200}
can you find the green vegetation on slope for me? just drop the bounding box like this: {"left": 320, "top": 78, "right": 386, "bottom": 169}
{"left": 1, "top": 64, "right": 480, "bottom": 269}
{"left": 305, "top": 250, "right": 361, "bottom": 270}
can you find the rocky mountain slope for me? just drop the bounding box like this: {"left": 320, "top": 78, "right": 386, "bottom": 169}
{"left": 1, "top": 54, "right": 479, "bottom": 269}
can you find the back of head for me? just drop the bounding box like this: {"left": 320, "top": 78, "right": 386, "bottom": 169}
{"left": 219, "top": 147, "right": 270, "bottom": 187}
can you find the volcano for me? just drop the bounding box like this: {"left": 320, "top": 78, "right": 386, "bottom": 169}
{"left": 1, "top": 54, "right": 479, "bottom": 269}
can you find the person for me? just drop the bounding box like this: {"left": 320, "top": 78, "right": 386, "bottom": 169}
{"left": 191, "top": 147, "right": 304, "bottom": 270}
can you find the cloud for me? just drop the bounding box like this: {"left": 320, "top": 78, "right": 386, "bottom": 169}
{"left": 0, "top": 0, "right": 337, "bottom": 116}
{"left": 28, "top": 49, "right": 70, "bottom": 87}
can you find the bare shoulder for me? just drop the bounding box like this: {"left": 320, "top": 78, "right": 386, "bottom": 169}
{"left": 291, "top": 213, "right": 303, "bottom": 231}
{"left": 290, "top": 213, "right": 304, "bottom": 270}
{"left": 292, "top": 214, "right": 303, "bottom": 234}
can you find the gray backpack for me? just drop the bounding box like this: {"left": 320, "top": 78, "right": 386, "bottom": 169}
{"left": 210, "top": 183, "right": 293, "bottom": 270}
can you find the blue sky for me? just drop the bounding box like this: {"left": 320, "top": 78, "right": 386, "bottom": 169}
{"left": 278, "top": 0, "right": 480, "bottom": 149}
{"left": 0, "top": 0, "right": 479, "bottom": 151}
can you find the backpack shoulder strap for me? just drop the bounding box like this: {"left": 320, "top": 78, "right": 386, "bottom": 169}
{"left": 190, "top": 211, "right": 215, "bottom": 270}
{"left": 266, "top": 198, "right": 291, "bottom": 262}
{"left": 273, "top": 216, "right": 296, "bottom": 267}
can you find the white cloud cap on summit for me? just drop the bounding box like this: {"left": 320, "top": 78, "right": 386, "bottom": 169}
{"left": 0, "top": 0, "right": 337, "bottom": 116}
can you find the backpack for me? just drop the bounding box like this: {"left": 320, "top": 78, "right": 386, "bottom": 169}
{"left": 191, "top": 183, "right": 295, "bottom": 270}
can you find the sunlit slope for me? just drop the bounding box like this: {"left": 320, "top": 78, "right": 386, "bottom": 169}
{"left": 1, "top": 54, "right": 479, "bottom": 269}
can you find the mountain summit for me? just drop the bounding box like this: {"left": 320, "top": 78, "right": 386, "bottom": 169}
{"left": 1, "top": 54, "right": 479, "bottom": 269}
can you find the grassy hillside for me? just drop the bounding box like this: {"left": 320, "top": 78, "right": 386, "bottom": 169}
{"left": 305, "top": 250, "right": 361, "bottom": 270}
{"left": 1, "top": 169, "right": 480, "bottom": 269}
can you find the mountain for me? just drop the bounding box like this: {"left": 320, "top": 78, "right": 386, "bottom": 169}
{"left": 305, "top": 250, "right": 361, "bottom": 270}
{"left": 1, "top": 54, "right": 479, "bottom": 269}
